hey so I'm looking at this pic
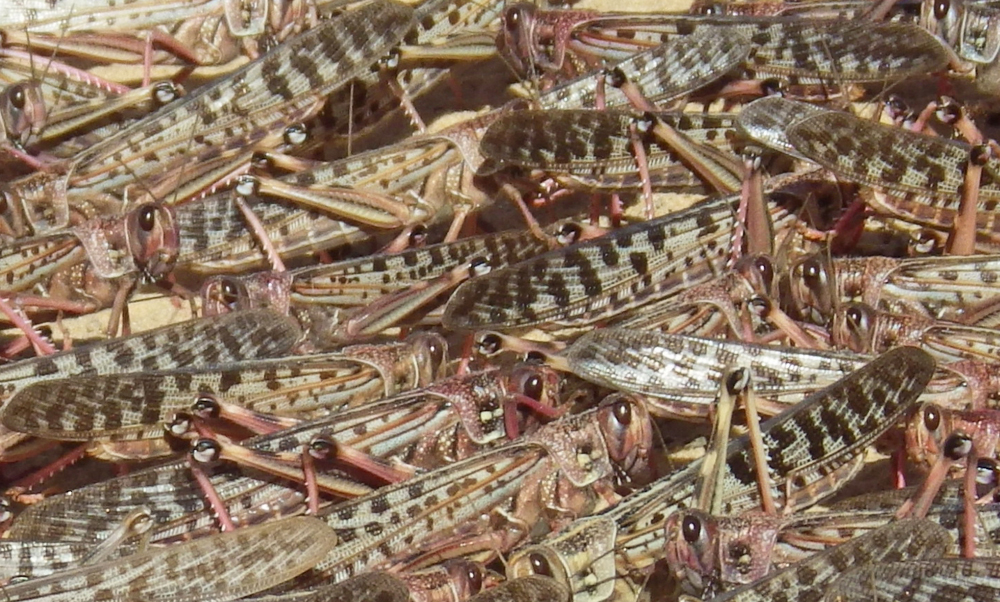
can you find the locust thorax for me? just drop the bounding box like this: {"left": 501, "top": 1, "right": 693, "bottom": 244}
{"left": 1, "top": 171, "right": 71, "bottom": 238}
{"left": 509, "top": 364, "right": 562, "bottom": 409}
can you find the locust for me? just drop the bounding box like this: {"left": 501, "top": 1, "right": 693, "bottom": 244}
{"left": 500, "top": 2, "right": 951, "bottom": 98}
{"left": 739, "top": 95, "right": 1000, "bottom": 255}
{"left": 280, "top": 394, "right": 652, "bottom": 586}
{"left": 0, "top": 516, "right": 337, "bottom": 601}
{"left": 0, "top": 308, "right": 301, "bottom": 402}
{"left": 2, "top": 0, "right": 330, "bottom": 69}
{"left": 3, "top": 364, "right": 568, "bottom": 544}
{"left": 441, "top": 193, "right": 797, "bottom": 332}
{"left": 783, "top": 251, "right": 1000, "bottom": 329}
{"left": 200, "top": 220, "right": 588, "bottom": 341}
{"left": 0, "top": 334, "right": 449, "bottom": 445}
{"left": 707, "top": 519, "right": 951, "bottom": 602}
{"left": 823, "top": 556, "right": 1000, "bottom": 601}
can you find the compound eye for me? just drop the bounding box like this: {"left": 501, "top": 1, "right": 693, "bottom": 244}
{"left": 505, "top": 5, "right": 527, "bottom": 30}
{"left": 465, "top": 565, "right": 483, "bottom": 594}
{"left": 220, "top": 279, "right": 241, "bottom": 308}
{"left": 612, "top": 399, "right": 632, "bottom": 426}
{"left": 138, "top": 205, "right": 157, "bottom": 231}
{"left": 8, "top": 84, "right": 25, "bottom": 110}
{"left": 128, "top": 204, "right": 176, "bottom": 276}
{"left": 934, "top": 0, "right": 950, "bottom": 20}
{"left": 522, "top": 373, "right": 544, "bottom": 401}
{"left": 682, "top": 514, "right": 702, "bottom": 543}
{"left": 599, "top": 396, "right": 640, "bottom": 466}
{"left": 424, "top": 336, "right": 445, "bottom": 368}
{"left": 528, "top": 552, "right": 553, "bottom": 578}
{"left": 923, "top": 404, "right": 942, "bottom": 432}
{"left": 753, "top": 256, "right": 774, "bottom": 291}
{"left": 845, "top": 305, "right": 865, "bottom": 328}
{"left": 801, "top": 258, "right": 823, "bottom": 286}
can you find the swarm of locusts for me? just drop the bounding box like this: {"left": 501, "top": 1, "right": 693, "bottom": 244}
{"left": 5, "top": 0, "right": 1000, "bottom": 599}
